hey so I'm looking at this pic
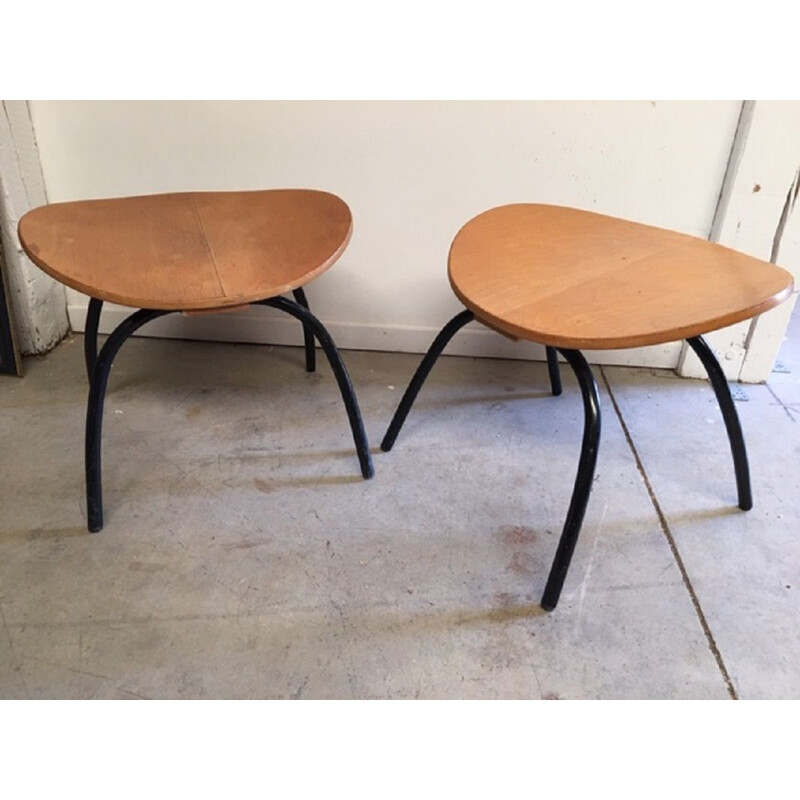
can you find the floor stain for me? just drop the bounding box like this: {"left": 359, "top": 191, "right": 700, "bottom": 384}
{"left": 507, "top": 551, "right": 538, "bottom": 575}
{"left": 254, "top": 478, "right": 272, "bottom": 494}
{"left": 499, "top": 525, "right": 538, "bottom": 545}
{"left": 495, "top": 592, "right": 519, "bottom": 608}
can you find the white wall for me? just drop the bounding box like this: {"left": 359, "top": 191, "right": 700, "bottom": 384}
{"left": 29, "top": 101, "right": 742, "bottom": 367}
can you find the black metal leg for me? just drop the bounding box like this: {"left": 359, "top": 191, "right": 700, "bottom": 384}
{"left": 540, "top": 348, "right": 601, "bottom": 612}
{"left": 546, "top": 346, "right": 562, "bottom": 396}
{"left": 686, "top": 336, "right": 752, "bottom": 510}
{"left": 381, "top": 309, "right": 475, "bottom": 452}
{"left": 86, "top": 308, "right": 171, "bottom": 532}
{"left": 257, "top": 296, "right": 374, "bottom": 480}
{"left": 84, "top": 298, "right": 103, "bottom": 382}
{"left": 291, "top": 287, "right": 316, "bottom": 373}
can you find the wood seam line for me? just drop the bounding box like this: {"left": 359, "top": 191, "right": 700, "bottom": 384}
{"left": 191, "top": 198, "right": 226, "bottom": 298}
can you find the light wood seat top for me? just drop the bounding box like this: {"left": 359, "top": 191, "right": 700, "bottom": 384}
{"left": 449, "top": 204, "right": 794, "bottom": 350}
{"left": 18, "top": 189, "right": 352, "bottom": 310}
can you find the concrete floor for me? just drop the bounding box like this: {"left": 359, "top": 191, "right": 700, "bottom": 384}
{"left": 1, "top": 316, "right": 798, "bottom": 699}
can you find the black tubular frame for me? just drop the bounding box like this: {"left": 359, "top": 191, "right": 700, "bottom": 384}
{"left": 84, "top": 294, "right": 372, "bottom": 532}
{"left": 381, "top": 311, "right": 564, "bottom": 453}
{"left": 86, "top": 308, "right": 170, "bottom": 531}
{"left": 381, "top": 309, "right": 475, "bottom": 451}
{"left": 83, "top": 292, "right": 316, "bottom": 383}
{"left": 256, "top": 296, "right": 373, "bottom": 481}
{"left": 84, "top": 297, "right": 103, "bottom": 381}
{"left": 686, "top": 335, "right": 752, "bottom": 510}
{"left": 291, "top": 287, "right": 316, "bottom": 373}
{"left": 540, "top": 348, "right": 600, "bottom": 611}
{"left": 546, "top": 346, "right": 562, "bottom": 396}
{"left": 380, "top": 310, "right": 754, "bottom": 612}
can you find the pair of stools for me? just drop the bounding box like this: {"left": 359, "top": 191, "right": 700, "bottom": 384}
{"left": 18, "top": 189, "right": 794, "bottom": 611}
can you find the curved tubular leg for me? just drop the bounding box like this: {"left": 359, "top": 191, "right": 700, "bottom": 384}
{"left": 258, "top": 296, "right": 374, "bottom": 480}
{"left": 86, "top": 308, "right": 172, "bottom": 532}
{"left": 546, "top": 346, "right": 562, "bottom": 396}
{"left": 381, "top": 309, "right": 475, "bottom": 452}
{"left": 291, "top": 287, "right": 316, "bottom": 373}
{"left": 686, "top": 336, "right": 752, "bottom": 510}
{"left": 541, "top": 348, "right": 601, "bottom": 612}
{"left": 84, "top": 298, "right": 103, "bottom": 382}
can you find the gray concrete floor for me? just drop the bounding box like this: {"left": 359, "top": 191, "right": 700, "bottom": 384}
{"left": 1, "top": 316, "right": 798, "bottom": 699}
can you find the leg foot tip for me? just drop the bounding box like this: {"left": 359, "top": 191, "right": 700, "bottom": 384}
{"left": 540, "top": 601, "right": 555, "bottom": 613}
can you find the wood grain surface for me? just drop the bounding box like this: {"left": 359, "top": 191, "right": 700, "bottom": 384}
{"left": 18, "top": 189, "right": 352, "bottom": 310}
{"left": 448, "top": 204, "right": 794, "bottom": 350}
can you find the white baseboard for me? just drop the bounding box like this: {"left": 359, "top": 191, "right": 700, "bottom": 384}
{"left": 67, "top": 303, "right": 681, "bottom": 369}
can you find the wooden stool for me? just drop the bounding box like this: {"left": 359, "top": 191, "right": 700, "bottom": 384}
{"left": 382, "top": 204, "right": 794, "bottom": 611}
{"left": 19, "top": 189, "right": 374, "bottom": 532}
